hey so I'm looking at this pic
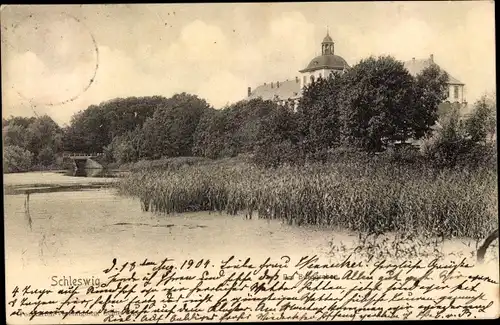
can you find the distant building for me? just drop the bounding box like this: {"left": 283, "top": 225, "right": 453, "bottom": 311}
{"left": 246, "top": 33, "right": 466, "bottom": 113}
{"left": 246, "top": 78, "right": 302, "bottom": 109}
{"left": 247, "top": 31, "right": 350, "bottom": 110}
{"left": 403, "top": 55, "right": 467, "bottom": 108}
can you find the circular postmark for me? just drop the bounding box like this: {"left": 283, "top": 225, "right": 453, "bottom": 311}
{"left": 2, "top": 9, "right": 99, "bottom": 109}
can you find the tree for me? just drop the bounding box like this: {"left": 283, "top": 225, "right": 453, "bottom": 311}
{"left": 192, "top": 108, "right": 228, "bottom": 159}
{"left": 465, "top": 94, "right": 497, "bottom": 143}
{"left": 140, "top": 93, "right": 212, "bottom": 159}
{"left": 103, "top": 96, "right": 166, "bottom": 138}
{"left": 106, "top": 127, "right": 143, "bottom": 164}
{"left": 2, "top": 116, "right": 38, "bottom": 149}
{"left": 421, "top": 104, "right": 495, "bottom": 168}
{"left": 2, "top": 116, "right": 36, "bottom": 129}
{"left": 63, "top": 96, "right": 165, "bottom": 153}
{"left": 3, "top": 124, "right": 29, "bottom": 148}
{"left": 111, "top": 135, "right": 136, "bottom": 164}
{"left": 253, "top": 105, "right": 302, "bottom": 167}
{"left": 297, "top": 74, "right": 343, "bottom": 161}
{"left": 3, "top": 145, "right": 34, "bottom": 173}
{"left": 485, "top": 94, "right": 497, "bottom": 141}
{"left": 193, "top": 98, "right": 279, "bottom": 159}
{"left": 338, "top": 56, "right": 433, "bottom": 152}
{"left": 24, "top": 115, "right": 63, "bottom": 165}
{"left": 224, "top": 99, "right": 277, "bottom": 154}
{"left": 420, "top": 104, "right": 466, "bottom": 167}
{"left": 25, "top": 115, "right": 63, "bottom": 151}
{"left": 37, "top": 147, "right": 56, "bottom": 166}
{"left": 63, "top": 105, "right": 112, "bottom": 153}
{"left": 412, "top": 64, "right": 449, "bottom": 139}
{"left": 2, "top": 115, "right": 63, "bottom": 169}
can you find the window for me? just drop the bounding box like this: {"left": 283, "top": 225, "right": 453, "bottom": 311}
{"left": 303, "top": 76, "right": 307, "bottom": 85}
{"left": 310, "top": 75, "right": 315, "bottom": 83}
{"left": 454, "top": 86, "right": 459, "bottom": 99}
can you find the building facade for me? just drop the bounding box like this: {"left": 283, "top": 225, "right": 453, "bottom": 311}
{"left": 403, "top": 54, "right": 467, "bottom": 107}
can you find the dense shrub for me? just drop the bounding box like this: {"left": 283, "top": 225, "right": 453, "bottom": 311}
{"left": 384, "top": 144, "right": 421, "bottom": 164}
{"left": 421, "top": 99, "right": 497, "bottom": 169}
{"left": 3, "top": 115, "right": 62, "bottom": 170}
{"left": 3, "top": 145, "right": 34, "bottom": 173}
{"left": 37, "top": 147, "right": 56, "bottom": 166}
{"left": 107, "top": 131, "right": 141, "bottom": 165}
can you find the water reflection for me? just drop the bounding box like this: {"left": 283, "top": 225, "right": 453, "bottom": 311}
{"left": 64, "top": 168, "right": 120, "bottom": 178}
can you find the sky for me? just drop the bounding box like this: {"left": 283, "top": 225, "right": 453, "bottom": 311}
{"left": 1, "top": 2, "right": 496, "bottom": 125}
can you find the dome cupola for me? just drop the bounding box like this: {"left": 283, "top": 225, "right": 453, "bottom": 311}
{"left": 322, "top": 30, "right": 334, "bottom": 55}
{"left": 299, "top": 31, "right": 349, "bottom": 73}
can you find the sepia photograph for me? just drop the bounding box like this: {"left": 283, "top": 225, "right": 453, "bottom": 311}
{"left": 2, "top": 2, "right": 499, "bottom": 323}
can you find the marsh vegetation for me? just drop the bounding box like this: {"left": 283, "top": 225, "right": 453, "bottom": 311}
{"left": 118, "top": 155, "right": 497, "bottom": 243}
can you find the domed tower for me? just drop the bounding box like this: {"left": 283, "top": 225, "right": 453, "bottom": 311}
{"left": 299, "top": 31, "right": 349, "bottom": 90}
{"left": 322, "top": 31, "right": 334, "bottom": 55}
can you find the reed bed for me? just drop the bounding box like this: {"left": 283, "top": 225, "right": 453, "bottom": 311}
{"left": 118, "top": 158, "right": 497, "bottom": 241}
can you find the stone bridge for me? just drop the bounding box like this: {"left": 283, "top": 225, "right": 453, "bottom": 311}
{"left": 63, "top": 153, "right": 104, "bottom": 170}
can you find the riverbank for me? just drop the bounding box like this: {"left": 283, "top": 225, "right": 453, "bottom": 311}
{"left": 3, "top": 170, "right": 119, "bottom": 194}
{"left": 118, "top": 155, "right": 239, "bottom": 172}
{"left": 118, "top": 156, "right": 498, "bottom": 242}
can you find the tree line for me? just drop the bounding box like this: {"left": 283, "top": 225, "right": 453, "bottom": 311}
{"left": 3, "top": 55, "right": 496, "bottom": 172}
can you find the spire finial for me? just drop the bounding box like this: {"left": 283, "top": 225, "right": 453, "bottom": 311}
{"left": 327, "top": 25, "right": 329, "bottom": 36}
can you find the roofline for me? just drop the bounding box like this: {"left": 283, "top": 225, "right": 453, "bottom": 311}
{"left": 403, "top": 60, "right": 465, "bottom": 85}
{"left": 250, "top": 78, "right": 301, "bottom": 90}
{"left": 247, "top": 95, "right": 302, "bottom": 101}
{"left": 299, "top": 66, "right": 346, "bottom": 73}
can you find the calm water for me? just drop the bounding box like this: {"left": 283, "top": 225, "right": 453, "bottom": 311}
{"left": 4, "top": 171, "right": 349, "bottom": 283}
{"left": 4, "top": 171, "right": 499, "bottom": 293}
{"left": 59, "top": 168, "right": 124, "bottom": 178}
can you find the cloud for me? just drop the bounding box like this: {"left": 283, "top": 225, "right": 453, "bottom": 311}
{"left": 3, "top": 45, "right": 137, "bottom": 124}
{"left": 6, "top": 51, "right": 47, "bottom": 92}
{"left": 458, "top": 4, "right": 496, "bottom": 104}
{"left": 340, "top": 17, "right": 435, "bottom": 65}
{"left": 197, "top": 71, "right": 248, "bottom": 108}
{"left": 179, "top": 20, "right": 229, "bottom": 62}
{"left": 379, "top": 18, "right": 434, "bottom": 58}
{"left": 257, "top": 11, "right": 316, "bottom": 75}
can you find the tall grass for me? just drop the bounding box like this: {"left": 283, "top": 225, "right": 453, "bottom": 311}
{"left": 118, "top": 157, "right": 497, "bottom": 241}
{"left": 119, "top": 156, "right": 212, "bottom": 172}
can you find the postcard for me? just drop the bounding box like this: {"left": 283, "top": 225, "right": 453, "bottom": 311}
{"left": 2, "top": 2, "right": 498, "bottom": 323}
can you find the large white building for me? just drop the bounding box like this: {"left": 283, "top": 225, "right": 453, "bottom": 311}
{"left": 246, "top": 32, "right": 467, "bottom": 110}
{"left": 247, "top": 32, "right": 349, "bottom": 109}
{"left": 403, "top": 54, "right": 467, "bottom": 107}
